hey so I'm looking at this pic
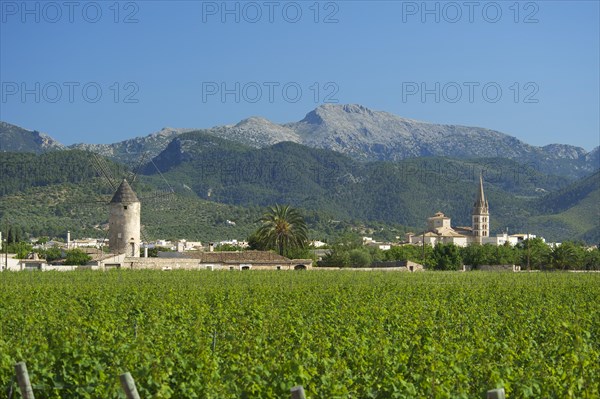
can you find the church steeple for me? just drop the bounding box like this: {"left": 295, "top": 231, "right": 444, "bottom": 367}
{"left": 472, "top": 172, "right": 489, "bottom": 243}
{"left": 474, "top": 172, "right": 488, "bottom": 211}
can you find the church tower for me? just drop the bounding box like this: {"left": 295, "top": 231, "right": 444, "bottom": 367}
{"left": 109, "top": 179, "right": 141, "bottom": 257}
{"left": 472, "top": 173, "right": 489, "bottom": 244}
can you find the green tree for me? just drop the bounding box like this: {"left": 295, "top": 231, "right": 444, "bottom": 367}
{"left": 462, "top": 243, "right": 518, "bottom": 267}
{"left": 147, "top": 246, "right": 172, "bottom": 258}
{"left": 461, "top": 244, "right": 490, "bottom": 268}
{"left": 318, "top": 231, "right": 368, "bottom": 267}
{"left": 36, "top": 236, "right": 49, "bottom": 245}
{"left": 216, "top": 244, "right": 241, "bottom": 252}
{"left": 491, "top": 243, "right": 518, "bottom": 265}
{"left": 518, "top": 238, "right": 551, "bottom": 270}
{"left": 247, "top": 232, "right": 265, "bottom": 251}
{"left": 285, "top": 246, "right": 315, "bottom": 260}
{"left": 432, "top": 243, "right": 462, "bottom": 271}
{"left": 349, "top": 248, "right": 372, "bottom": 267}
{"left": 548, "top": 242, "right": 583, "bottom": 270}
{"left": 319, "top": 249, "right": 350, "bottom": 267}
{"left": 64, "top": 249, "right": 91, "bottom": 266}
{"left": 333, "top": 231, "right": 363, "bottom": 250}
{"left": 367, "top": 246, "right": 385, "bottom": 263}
{"left": 582, "top": 247, "right": 600, "bottom": 270}
{"left": 253, "top": 205, "right": 308, "bottom": 257}
{"left": 44, "top": 246, "right": 63, "bottom": 263}
{"left": 7, "top": 226, "right": 23, "bottom": 244}
{"left": 7, "top": 242, "right": 33, "bottom": 259}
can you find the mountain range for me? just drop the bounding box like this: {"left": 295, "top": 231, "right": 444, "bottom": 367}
{"left": 1, "top": 104, "right": 598, "bottom": 243}
{"left": 2, "top": 104, "right": 598, "bottom": 179}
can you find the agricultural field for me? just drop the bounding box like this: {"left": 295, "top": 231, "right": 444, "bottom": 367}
{"left": 0, "top": 271, "right": 598, "bottom": 398}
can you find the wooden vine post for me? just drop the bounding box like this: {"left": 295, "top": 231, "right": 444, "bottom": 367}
{"left": 487, "top": 388, "right": 506, "bottom": 399}
{"left": 290, "top": 385, "right": 306, "bottom": 399}
{"left": 120, "top": 372, "right": 141, "bottom": 399}
{"left": 14, "top": 362, "right": 35, "bottom": 399}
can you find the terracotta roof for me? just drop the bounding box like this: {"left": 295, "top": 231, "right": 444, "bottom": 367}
{"left": 421, "top": 228, "right": 466, "bottom": 238}
{"left": 455, "top": 226, "right": 474, "bottom": 235}
{"left": 423, "top": 232, "right": 439, "bottom": 237}
{"left": 186, "top": 250, "right": 291, "bottom": 263}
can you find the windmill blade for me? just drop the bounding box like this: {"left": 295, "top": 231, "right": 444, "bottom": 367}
{"left": 140, "top": 225, "right": 152, "bottom": 246}
{"left": 78, "top": 197, "right": 111, "bottom": 212}
{"left": 91, "top": 153, "right": 118, "bottom": 191}
{"left": 148, "top": 158, "right": 175, "bottom": 193}
{"left": 64, "top": 188, "right": 113, "bottom": 213}
{"left": 138, "top": 189, "right": 176, "bottom": 205}
{"left": 134, "top": 156, "right": 176, "bottom": 206}
{"left": 128, "top": 152, "right": 150, "bottom": 184}
{"left": 93, "top": 223, "right": 111, "bottom": 258}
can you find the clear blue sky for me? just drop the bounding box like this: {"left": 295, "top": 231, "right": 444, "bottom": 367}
{"left": 1, "top": 1, "right": 599, "bottom": 150}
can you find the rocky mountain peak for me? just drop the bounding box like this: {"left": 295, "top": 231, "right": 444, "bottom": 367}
{"left": 300, "top": 104, "right": 381, "bottom": 127}
{"left": 2, "top": 103, "right": 598, "bottom": 179}
{"left": 0, "top": 122, "right": 64, "bottom": 153}
{"left": 542, "top": 144, "right": 588, "bottom": 160}
{"left": 341, "top": 104, "right": 375, "bottom": 115}
{"left": 154, "top": 127, "right": 186, "bottom": 137}
{"left": 298, "top": 110, "right": 324, "bottom": 125}
{"left": 235, "top": 116, "right": 277, "bottom": 128}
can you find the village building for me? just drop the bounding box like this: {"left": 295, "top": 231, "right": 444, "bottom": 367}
{"left": 310, "top": 240, "right": 327, "bottom": 248}
{"left": 217, "top": 239, "right": 249, "bottom": 249}
{"left": 408, "top": 174, "right": 495, "bottom": 247}
{"left": 362, "top": 237, "right": 394, "bottom": 251}
{"left": 83, "top": 180, "right": 312, "bottom": 270}
{"left": 175, "top": 240, "right": 203, "bottom": 252}
{"left": 407, "top": 174, "right": 540, "bottom": 248}
{"left": 91, "top": 250, "right": 312, "bottom": 271}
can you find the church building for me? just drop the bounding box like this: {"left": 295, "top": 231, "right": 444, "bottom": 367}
{"left": 407, "top": 173, "right": 512, "bottom": 247}
{"left": 472, "top": 173, "right": 489, "bottom": 244}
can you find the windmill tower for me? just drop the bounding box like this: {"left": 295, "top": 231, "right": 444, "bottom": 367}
{"left": 109, "top": 179, "right": 141, "bottom": 257}
{"left": 84, "top": 153, "right": 174, "bottom": 258}
{"left": 472, "top": 172, "right": 489, "bottom": 244}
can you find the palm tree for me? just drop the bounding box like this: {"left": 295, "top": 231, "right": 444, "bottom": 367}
{"left": 254, "top": 204, "right": 308, "bottom": 257}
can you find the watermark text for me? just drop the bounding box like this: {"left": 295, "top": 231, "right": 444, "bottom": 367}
{"left": 1, "top": 1, "right": 140, "bottom": 23}
{"left": 201, "top": 1, "right": 339, "bottom": 23}
{"left": 1, "top": 81, "right": 140, "bottom": 104}
{"left": 401, "top": 81, "right": 539, "bottom": 104}
{"left": 201, "top": 81, "right": 339, "bottom": 104}
{"left": 400, "top": 1, "right": 539, "bottom": 23}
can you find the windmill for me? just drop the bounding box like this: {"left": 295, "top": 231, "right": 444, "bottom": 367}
{"left": 84, "top": 152, "right": 175, "bottom": 257}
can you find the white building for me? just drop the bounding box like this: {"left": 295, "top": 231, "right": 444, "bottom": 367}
{"left": 408, "top": 174, "right": 503, "bottom": 248}
{"left": 218, "top": 239, "right": 249, "bottom": 249}
{"left": 482, "top": 233, "right": 519, "bottom": 246}
{"left": 407, "top": 212, "right": 469, "bottom": 247}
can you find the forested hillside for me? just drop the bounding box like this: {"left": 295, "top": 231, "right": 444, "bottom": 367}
{"left": 144, "top": 131, "right": 577, "bottom": 239}
{"left": 529, "top": 171, "right": 600, "bottom": 243}
{"left": 0, "top": 140, "right": 597, "bottom": 243}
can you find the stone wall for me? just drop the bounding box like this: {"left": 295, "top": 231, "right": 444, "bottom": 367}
{"left": 121, "top": 257, "right": 312, "bottom": 271}
{"left": 466, "top": 264, "right": 519, "bottom": 272}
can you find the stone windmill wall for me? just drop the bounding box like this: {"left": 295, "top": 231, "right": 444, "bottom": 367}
{"left": 109, "top": 179, "right": 140, "bottom": 257}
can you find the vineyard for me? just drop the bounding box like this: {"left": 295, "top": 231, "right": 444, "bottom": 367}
{"left": 0, "top": 271, "right": 598, "bottom": 398}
